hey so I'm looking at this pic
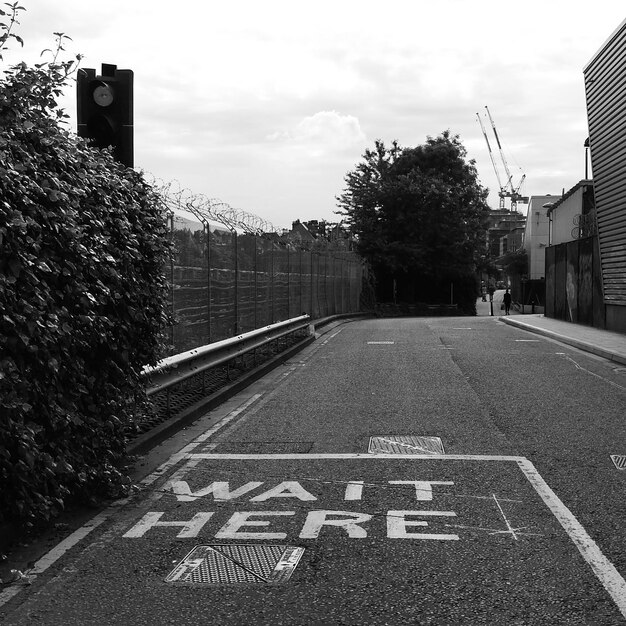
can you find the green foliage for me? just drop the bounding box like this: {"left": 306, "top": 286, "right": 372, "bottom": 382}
{"left": 337, "top": 132, "right": 490, "bottom": 313}
{"left": 0, "top": 4, "right": 171, "bottom": 527}
{"left": 500, "top": 248, "right": 528, "bottom": 278}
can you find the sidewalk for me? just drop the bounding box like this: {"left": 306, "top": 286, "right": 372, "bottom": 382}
{"left": 476, "top": 289, "right": 533, "bottom": 317}
{"left": 499, "top": 314, "right": 626, "bottom": 367}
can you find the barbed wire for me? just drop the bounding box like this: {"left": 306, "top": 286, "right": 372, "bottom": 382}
{"left": 142, "top": 171, "right": 278, "bottom": 234}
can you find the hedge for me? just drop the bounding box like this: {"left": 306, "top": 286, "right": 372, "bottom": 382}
{"left": 0, "top": 8, "right": 171, "bottom": 528}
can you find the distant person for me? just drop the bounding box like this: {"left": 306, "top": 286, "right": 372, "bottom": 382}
{"left": 503, "top": 289, "right": 512, "bottom": 315}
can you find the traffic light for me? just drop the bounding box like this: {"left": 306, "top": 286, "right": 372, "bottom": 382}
{"left": 77, "top": 63, "right": 133, "bottom": 168}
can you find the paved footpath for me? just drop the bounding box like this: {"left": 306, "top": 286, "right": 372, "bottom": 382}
{"left": 500, "top": 314, "right": 626, "bottom": 366}
{"left": 2, "top": 317, "right": 626, "bottom": 624}
{"left": 477, "top": 291, "right": 626, "bottom": 366}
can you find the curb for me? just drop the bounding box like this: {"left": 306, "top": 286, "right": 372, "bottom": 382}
{"left": 127, "top": 313, "right": 369, "bottom": 455}
{"left": 126, "top": 334, "right": 315, "bottom": 455}
{"left": 499, "top": 316, "right": 626, "bottom": 366}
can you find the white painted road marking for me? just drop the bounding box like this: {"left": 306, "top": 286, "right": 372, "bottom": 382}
{"left": 517, "top": 457, "right": 626, "bottom": 616}
{"left": 0, "top": 393, "right": 266, "bottom": 609}
{"left": 124, "top": 509, "right": 461, "bottom": 541}
{"left": 139, "top": 453, "right": 626, "bottom": 619}
{"left": 558, "top": 353, "right": 626, "bottom": 393}
{"left": 165, "top": 479, "right": 455, "bottom": 503}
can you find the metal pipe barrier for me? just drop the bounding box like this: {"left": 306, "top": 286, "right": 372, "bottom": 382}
{"left": 141, "top": 314, "right": 312, "bottom": 396}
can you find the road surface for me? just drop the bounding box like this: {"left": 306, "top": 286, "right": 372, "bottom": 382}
{"left": 2, "top": 316, "right": 626, "bottom": 624}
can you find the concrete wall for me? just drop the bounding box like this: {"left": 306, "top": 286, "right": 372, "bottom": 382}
{"left": 550, "top": 187, "right": 584, "bottom": 245}
{"left": 524, "top": 195, "right": 556, "bottom": 280}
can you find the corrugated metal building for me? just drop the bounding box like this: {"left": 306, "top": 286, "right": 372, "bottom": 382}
{"left": 584, "top": 18, "right": 626, "bottom": 333}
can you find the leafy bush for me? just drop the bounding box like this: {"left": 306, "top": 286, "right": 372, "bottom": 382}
{"left": 0, "top": 5, "right": 171, "bottom": 527}
{"left": 338, "top": 134, "right": 491, "bottom": 314}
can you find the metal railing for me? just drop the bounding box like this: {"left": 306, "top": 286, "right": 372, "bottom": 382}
{"left": 142, "top": 315, "right": 312, "bottom": 396}
{"left": 132, "top": 315, "right": 314, "bottom": 439}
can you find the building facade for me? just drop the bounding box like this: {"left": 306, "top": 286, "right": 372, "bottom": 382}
{"left": 523, "top": 195, "right": 556, "bottom": 280}
{"left": 546, "top": 180, "right": 595, "bottom": 246}
{"left": 584, "top": 18, "right": 626, "bottom": 332}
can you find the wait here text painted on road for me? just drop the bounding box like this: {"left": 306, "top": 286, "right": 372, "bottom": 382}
{"left": 123, "top": 479, "right": 460, "bottom": 540}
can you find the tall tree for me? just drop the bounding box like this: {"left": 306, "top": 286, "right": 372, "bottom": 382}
{"left": 337, "top": 131, "right": 490, "bottom": 312}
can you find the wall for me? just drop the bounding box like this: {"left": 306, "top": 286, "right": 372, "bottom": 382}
{"left": 545, "top": 236, "right": 605, "bottom": 329}
{"left": 550, "top": 187, "right": 584, "bottom": 245}
{"left": 523, "top": 195, "right": 555, "bottom": 280}
{"left": 585, "top": 18, "right": 626, "bottom": 313}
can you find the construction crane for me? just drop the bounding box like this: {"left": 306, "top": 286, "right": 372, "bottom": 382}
{"left": 477, "top": 106, "right": 527, "bottom": 211}
{"left": 476, "top": 112, "right": 507, "bottom": 209}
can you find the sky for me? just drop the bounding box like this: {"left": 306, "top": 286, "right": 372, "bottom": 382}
{"left": 3, "top": 1, "right": 625, "bottom": 229}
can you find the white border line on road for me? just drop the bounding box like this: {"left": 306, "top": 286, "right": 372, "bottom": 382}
{"left": 517, "top": 458, "right": 626, "bottom": 616}
{"left": 186, "top": 453, "right": 528, "bottom": 461}
{"left": 0, "top": 394, "right": 265, "bottom": 610}
{"left": 0, "top": 509, "right": 111, "bottom": 607}
{"left": 182, "top": 452, "right": 626, "bottom": 618}
{"left": 0, "top": 329, "right": 347, "bottom": 609}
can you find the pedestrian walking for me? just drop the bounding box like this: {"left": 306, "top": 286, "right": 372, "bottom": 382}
{"left": 503, "top": 288, "right": 512, "bottom": 315}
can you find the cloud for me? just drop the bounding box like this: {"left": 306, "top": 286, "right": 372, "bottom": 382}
{"left": 268, "top": 111, "right": 366, "bottom": 157}
{"left": 6, "top": 0, "right": 626, "bottom": 226}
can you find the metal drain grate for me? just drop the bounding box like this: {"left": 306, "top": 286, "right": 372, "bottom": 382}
{"left": 165, "top": 545, "right": 304, "bottom": 585}
{"left": 610, "top": 455, "right": 626, "bottom": 470}
{"left": 368, "top": 435, "right": 445, "bottom": 455}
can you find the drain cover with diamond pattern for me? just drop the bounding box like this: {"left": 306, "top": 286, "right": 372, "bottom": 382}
{"left": 368, "top": 435, "right": 445, "bottom": 455}
{"left": 166, "top": 544, "right": 304, "bottom": 585}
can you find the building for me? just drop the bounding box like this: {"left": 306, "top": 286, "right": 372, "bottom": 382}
{"left": 545, "top": 180, "right": 595, "bottom": 246}
{"left": 522, "top": 195, "right": 556, "bottom": 280}
{"left": 584, "top": 18, "right": 626, "bottom": 332}
{"left": 283, "top": 220, "right": 317, "bottom": 246}
{"left": 485, "top": 209, "right": 526, "bottom": 259}
{"left": 544, "top": 181, "right": 601, "bottom": 327}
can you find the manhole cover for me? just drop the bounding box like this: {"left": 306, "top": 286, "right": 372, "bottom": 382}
{"left": 368, "top": 435, "right": 445, "bottom": 455}
{"left": 165, "top": 545, "right": 304, "bottom": 585}
{"left": 610, "top": 455, "right": 626, "bottom": 470}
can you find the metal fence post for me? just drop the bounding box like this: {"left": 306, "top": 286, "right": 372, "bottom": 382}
{"left": 333, "top": 253, "right": 337, "bottom": 314}
{"left": 340, "top": 254, "right": 344, "bottom": 313}
{"left": 299, "top": 247, "right": 303, "bottom": 315}
{"left": 234, "top": 231, "right": 239, "bottom": 335}
{"left": 254, "top": 234, "right": 258, "bottom": 331}
{"left": 168, "top": 211, "right": 175, "bottom": 355}
{"left": 206, "top": 221, "right": 212, "bottom": 344}
{"left": 324, "top": 253, "right": 329, "bottom": 316}
{"left": 270, "top": 241, "right": 275, "bottom": 324}
{"left": 310, "top": 249, "right": 314, "bottom": 317}
{"left": 287, "top": 245, "right": 291, "bottom": 319}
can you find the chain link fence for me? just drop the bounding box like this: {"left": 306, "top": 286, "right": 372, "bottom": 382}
{"left": 149, "top": 179, "right": 367, "bottom": 355}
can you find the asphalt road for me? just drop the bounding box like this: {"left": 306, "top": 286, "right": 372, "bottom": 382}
{"left": 2, "top": 316, "right": 626, "bottom": 625}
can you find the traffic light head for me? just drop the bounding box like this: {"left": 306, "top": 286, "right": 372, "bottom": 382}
{"left": 77, "top": 64, "right": 133, "bottom": 167}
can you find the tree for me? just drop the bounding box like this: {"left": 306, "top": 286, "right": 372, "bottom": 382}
{"left": 0, "top": 4, "right": 171, "bottom": 528}
{"left": 337, "top": 132, "right": 490, "bottom": 313}
{"left": 500, "top": 248, "right": 528, "bottom": 278}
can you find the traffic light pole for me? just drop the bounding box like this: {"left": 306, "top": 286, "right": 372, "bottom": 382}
{"left": 77, "top": 63, "right": 134, "bottom": 167}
